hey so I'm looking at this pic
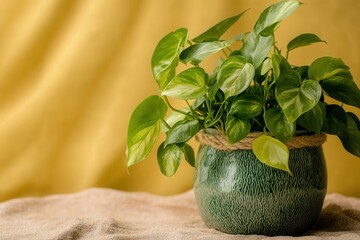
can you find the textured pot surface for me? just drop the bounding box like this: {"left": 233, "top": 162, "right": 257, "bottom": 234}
{"left": 194, "top": 144, "right": 327, "bottom": 236}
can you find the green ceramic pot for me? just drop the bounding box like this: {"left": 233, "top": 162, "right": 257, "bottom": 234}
{"left": 194, "top": 137, "right": 327, "bottom": 236}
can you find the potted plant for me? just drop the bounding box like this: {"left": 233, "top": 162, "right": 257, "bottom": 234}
{"left": 126, "top": 0, "right": 360, "bottom": 236}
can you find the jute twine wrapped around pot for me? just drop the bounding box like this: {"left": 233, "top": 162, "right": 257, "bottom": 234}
{"left": 195, "top": 131, "right": 327, "bottom": 151}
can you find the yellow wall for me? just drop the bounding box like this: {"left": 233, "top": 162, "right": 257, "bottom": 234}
{"left": 0, "top": 0, "right": 359, "bottom": 201}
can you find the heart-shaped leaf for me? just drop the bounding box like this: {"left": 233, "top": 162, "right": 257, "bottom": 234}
{"left": 226, "top": 116, "right": 251, "bottom": 144}
{"left": 253, "top": 135, "right": 291, "bottom": 174}
{"left": 179, "top": 40, "right": 234, "bottom": 65}
{"left": 151, "top": 28, "right": 188, "bottom": 90}
{"left": 166, "top": 119, "right": 199, "bottom": 145}
{"left": 320, "top": 76, "right": 360, "bottom": 108}
{"left": 264, "top": 108, "right": 296, "bottom": 143}
{"left": 192, "top": 10, "right": 248, "bottom": 43}
{"left": 162, "top": 67, "right": 207, "bottom": 100}
{"left": 228, "top": 94, "right": 264, "bottom": 118}
{"left": 297, "top": 102, "right": 326, "bottom": 134}
{"left": 127, "top": 96, "right": 168, "bottom": 167}
{"left": 287, "top": 33, "right": 326, "bottom": 52}
{"left": 157, "top": 142, "right": 182, "bottom": 177}
{"left": 308, "top": 57, "right": 349, "bottom": 81}
{"left": 217, "top": 56, "right": 255, "bottom": 98}
{"left": 275, "top": 70, "right": 322, "bottom": 122}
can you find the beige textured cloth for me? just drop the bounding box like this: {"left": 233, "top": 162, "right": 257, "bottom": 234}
{"left": 0, "top": 188, "right": 360, "bottom": 239}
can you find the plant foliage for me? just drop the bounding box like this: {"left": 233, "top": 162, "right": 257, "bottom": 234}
{"left": 127, "top": 0, "right": 360, "bottom": 176}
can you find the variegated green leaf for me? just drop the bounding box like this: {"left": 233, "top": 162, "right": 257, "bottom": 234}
{"left": 254, "top": 0, "right": 301, "bottom": 34}
{"left": 157, "top": 142, "right": 182, "bottom": 177}
{"left": 228, "top": 93, "right": 264, "bottom": 118}
{"left": 217, "top": 56, "right": 255, "bottom": 98}
{"left": 275, "top": 70, "right": 322, "bottom": 122}
{"left": 192, "top": 10, "right": 248, "bottom": 43}
{"left": 179, "top": 40, "right": 234, "bottom": 65}
{"left": 127, "top": 96, "right": 167, "bottom": 167}
{"left": 253, "top": 135, "right": 291, "bottom": 174}
{"left": 241, "top": 31, "right": 273, "bottom": 69}
{"left": 166, "top": 119, "right": 200, "bottom": 145}
{"left": 264, "top": 108, "right": 296, "bottom": 142}
{"left": 308, "top": 57, "right": 349, "bottom": 81}
{"left": 151, "top": 28, "right": 188, "bottom": 90}
{"left": 162, "top": 67, "right": 206, "bottom": 100}
{"left": 226, "top": 116, "right": 251, "bottom": 144}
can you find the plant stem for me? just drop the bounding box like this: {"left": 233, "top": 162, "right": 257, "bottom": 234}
{"left": 163, "top": 96, "right": 193, "bottom": 118}
{"left": 285, "top": 50, "right": 289, "bottom": 60}
{"left": 161, "top": 119, "right": 171, "bottom": 130}
{"left": 272, "top": 33, "right": 276, "bottom": 53}
{"left": 185, "top": 100, "right": 202, "bottom": 118}
{"left": 251, "top": 117, "right": 262, "bottom": 128}
{"left": 222, "top": 49, "right": 228, "bottom": 58}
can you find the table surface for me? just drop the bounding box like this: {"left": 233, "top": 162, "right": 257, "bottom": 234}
{"left": 0, "top": 188, "right": 359, "bottom": 240}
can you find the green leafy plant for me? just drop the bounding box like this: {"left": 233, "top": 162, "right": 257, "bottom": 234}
{"left": 127, "top": 0, "right": 360, "bottom": 176}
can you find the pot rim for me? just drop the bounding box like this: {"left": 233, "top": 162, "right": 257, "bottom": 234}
{"left": 195, "top": 130, "right": 327, "bottom": 151}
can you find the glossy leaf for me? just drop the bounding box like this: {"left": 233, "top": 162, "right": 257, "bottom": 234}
{"left": 166, "top": 119, "right": 199, "bottom": 145}
{"left": 208, "top": 83, "right": 220, "bottom": 101}
{"left": 259, "top": 22, "right": 280, "bottom": 37}
{"left": 240, "top": 0, "right": 298, "bottom": 69}
{"left": 320, "top": 76, "right": 360, "bottom": 108}
{"left": 192, "top": 10, "right": 248, "bottom": 43}
{"left": 347, "top": 112, "right": 360, "bottom": 130}
{"left": 272, "top": 53, "right": 291, "bottom": 80}
{"left": 157, "top": 142, "right": 182, "bottom": 177}
{"left": 308, "top": 57, "right": 349, "bottom": 81}
{"left": 151, "top": 28, "right": 188, "bottom": 90}
{"left": 322, "top": 104, "right": 347, "bottom": 135}
{"left": 336, "top": 70, "right": 353, "bottom": 80}
{"left": 287, "top": 33, "right": 326, "bottom": 52}
{"left": 162, "top": 67, "right": 207, "bottom": 100}
{"left": 260, "top": 57, "right": 272, "bottom": 75}
{"left": 254, "top": 0, "right": 301, "bottom": 34}
{"left": 253, "top": 135, "right": 291, "bottom": 174}
{"left": 226, "top": 116, "right": 251, "bottom": 144}
{"left": 297, "top": 102, "right": 326, "bottom": 134}
{"left": 275, "top": 70, "right": 322, "bottom": 122}
{"left": 338, "top": 114, "right": 360, "bottom": 157}
{"left": 264, "top": 108, "right": 296, "bottom": 142}
{"left": 241, "top": 31, "right": 273, "bottom": 69}
{"left": 183, "top": 144, "right": 195, "bottom": 167}
{"left": 127, "top": 96, "right": 168, "bottom": 167}
{"left": 217, "top": 56, "right": 255, "bottom": 98}
{"left": 228, "top": 94, "right": 264, "bottom": 118}
{"left": 179, "top": 40, "right": 234, "bottom": 65}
